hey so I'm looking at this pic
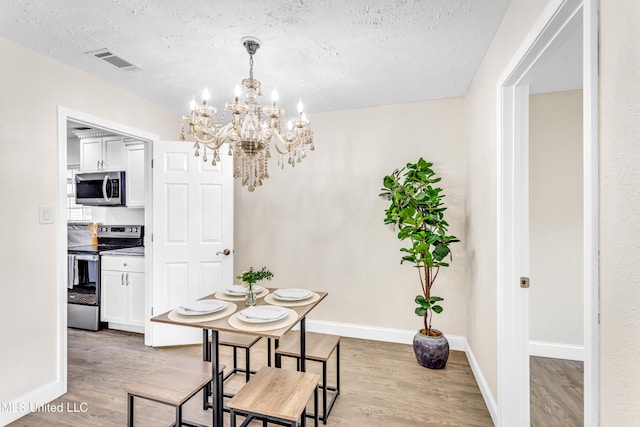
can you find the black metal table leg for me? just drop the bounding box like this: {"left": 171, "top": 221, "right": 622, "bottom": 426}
{"left": 300, "top": 317, "right": 306, "bottom": 372}
{"left": 314, "top": 384, "right": 319, "bottom": 427}
{"left": 203, "top": 329, "right": 210, "bottom": 410}
{"left": 127, "top": 393, "right": 133, "bottom": 427}
{"left": 211, "top": 330, "right": 221, "bottom": 427}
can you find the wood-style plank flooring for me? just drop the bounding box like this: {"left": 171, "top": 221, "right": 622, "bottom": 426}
{"left": 9, "top": 328, "right": 493, "bottom": 426}
{"left": 530, "top": 356, "right": 583, "bottom": 427}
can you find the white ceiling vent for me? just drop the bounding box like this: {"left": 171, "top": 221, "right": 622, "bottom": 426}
{"left": 86, "top": 48, "right": 141, "bottom": 71}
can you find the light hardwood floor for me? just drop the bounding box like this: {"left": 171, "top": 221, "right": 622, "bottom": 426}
{"left": 9, "top": 329, "right": 493, "bottom": 426}
{"left": 530, "top": 356, "right": 583, "bottom": 427}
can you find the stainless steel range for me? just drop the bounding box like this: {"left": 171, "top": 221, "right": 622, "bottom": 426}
{"left": 67, "top": 225, "right": 143, "bottom": 331}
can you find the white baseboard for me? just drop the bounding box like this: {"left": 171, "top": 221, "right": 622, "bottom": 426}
{"left": 464, "top": 341, "right": 498, "bottom": 425}
{"left": 0, "top": 380, "right": 64, "bottom": 426}
{"left": 305, "top": 319, "right": 466, "bottom": 351}
{"left": 529, "top": 340, "right": 584, "bottom": 361}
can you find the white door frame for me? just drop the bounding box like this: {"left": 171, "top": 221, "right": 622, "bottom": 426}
{"left": 496, "top": 0, "right": 598, "bottom": 426}
{"left": 56, "top": 107, "right": 158, "bottom": 389}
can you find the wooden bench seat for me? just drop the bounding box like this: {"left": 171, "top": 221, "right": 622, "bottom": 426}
{"left": 126, "top": 360, "right": 225, "bottom": 427}
{"left": 227, "top": 367, "right": 320, "bottom": 427}
{"left": 275, "top": 332, "right": 341, "bottom": 424}
{"left": 216, "top": 331, "right": 262, "bottom": 384}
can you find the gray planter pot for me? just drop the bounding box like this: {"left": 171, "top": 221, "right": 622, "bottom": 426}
{"left": 413, "top": 329, "right": 449, "bottom": 369}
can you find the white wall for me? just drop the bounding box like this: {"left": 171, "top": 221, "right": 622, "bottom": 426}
{"left": 599, "top": 0, "right": 640, "bottom": 422}
{"left": 0, "top": 36, "right": 180, "bottom": 421}
{"left": 463, "top": 0, "right": 552, "bottom": 399}
{"left": 67, "top": 138, "right": 80, "bottom": 166}
{"left": 234, "top": 98, "right": 468, "bottom": 336}
{"left": 529, "top": 90, "right": 583, "bottom": 350}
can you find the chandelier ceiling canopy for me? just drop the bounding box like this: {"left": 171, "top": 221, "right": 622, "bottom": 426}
{"left": 180, "top": 36, "right": 314, "bottom": 192}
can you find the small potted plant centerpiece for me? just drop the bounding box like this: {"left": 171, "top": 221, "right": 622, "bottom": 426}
{"left": 236, "top": 266, "right": 274, "bottom": 306}
{"left": 380, "top": 158, "right": 459, "bottom": 369}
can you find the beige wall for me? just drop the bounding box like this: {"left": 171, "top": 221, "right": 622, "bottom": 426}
{"left": 234, "top": 98, "right": 467, "bottom": 335}
{"left": 0, "top": 37, "right": 180, "bottom": 405}
{"left": 599, "top": 0, "right": 640, "bottom": 422}
{"left": 463, "top": 0, "right": 551, "bottom": 398}
{"left": 529, "top": 90, "right": 583, "bottom": 347}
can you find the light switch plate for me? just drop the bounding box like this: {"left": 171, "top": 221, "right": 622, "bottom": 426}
{"left": 39, "top": 206, "right": 53, "bottom": 224}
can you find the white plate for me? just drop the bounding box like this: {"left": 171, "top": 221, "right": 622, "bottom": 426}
{"left": 238, "top": 306, "right": 288, "bottom": 323}
{"left": 176, "top": 300, "right": 227, "bottom": 316}
{"left": 224, "top": 284, "right": 264, "bottom": 296}
{"left": 273, "top": 288, "right": 312, "bottom": 301}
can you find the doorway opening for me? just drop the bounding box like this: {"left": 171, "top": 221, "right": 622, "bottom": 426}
{"left": 56, "top": 107, "right": 158, "bottom": 393}
{"left": 496, "top": 0, "right": 598, "bottom": 426}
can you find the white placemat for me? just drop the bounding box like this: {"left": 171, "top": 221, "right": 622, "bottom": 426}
{"left": 167, "top": 302, "right": 237, "bottom": 323}
{"left": 214, "top": 288, "right": 270, "bottom": 302}
{"left": 264, "top": 292, "right": 320, "bottom": 307}
{"left": 227, "top": 307, "right": 298, "bottom": 332}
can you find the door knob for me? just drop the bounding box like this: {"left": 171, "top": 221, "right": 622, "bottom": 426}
{"left": 216, "top": 249, "right": 231, "bottom": 256}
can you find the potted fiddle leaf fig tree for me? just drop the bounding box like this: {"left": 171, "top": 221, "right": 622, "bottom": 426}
{"left": 380, "top": 158, "right": 459, "bottom": 369}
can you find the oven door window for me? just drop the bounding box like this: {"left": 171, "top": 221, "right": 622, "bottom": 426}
{"left": 68, "top": 255, "right": 100, "bottom": 306}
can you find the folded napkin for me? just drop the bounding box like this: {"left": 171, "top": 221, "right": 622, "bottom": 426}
{"left": 274, "top": 288, "right": 312, "bottom": 300}
{"left": 239, "top": 305, "right": 287, "bottom": 320}
{"left": 225, "top": 284, "right": 263, "bottom": 295}
{"left": 180, "top": 300, "right": 225, "bottom": 312}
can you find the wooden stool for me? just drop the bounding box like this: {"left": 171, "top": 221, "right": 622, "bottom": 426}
{"left": 275, "top": 332, "right": 340, "bottom": 424}
{"left": 217, "top": 332, "right": 262, "bottom": 385}
{"left": 126, "top": 360, "right": 225, "bottom": 427}
{"left": 228, "top": 367, "right": 320, "bottom": 427}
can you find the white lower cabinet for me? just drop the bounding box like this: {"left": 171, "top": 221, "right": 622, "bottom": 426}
{"left": 101, "top": 255, "right": 145, "bottom": 333}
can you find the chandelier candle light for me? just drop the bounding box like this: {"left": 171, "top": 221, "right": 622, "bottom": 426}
{"left": 180, "top": 36, "right": 314, "bottom": 192}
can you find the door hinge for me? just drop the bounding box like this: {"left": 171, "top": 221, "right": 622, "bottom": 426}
{"left": 151, "top": 159, "right": 154, "bottom": 168}
{"left": 520, "top": 276, "right": 530, "bottom": 288}
{"left": 151, "top": 233, "right": 153, "bottom": 243}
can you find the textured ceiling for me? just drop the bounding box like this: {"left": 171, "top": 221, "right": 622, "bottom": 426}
{"left": 0, "top": 0, "right": 515, "bottom": 116}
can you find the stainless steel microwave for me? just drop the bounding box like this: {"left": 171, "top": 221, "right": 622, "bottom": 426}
{"left": 75, "top": 171, "right": 126, "bottom": 206}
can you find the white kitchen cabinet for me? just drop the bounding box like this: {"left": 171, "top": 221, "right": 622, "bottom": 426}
{"left": 101, "top": 255, "right": 145, "bottom": 333}
{"left": 79, "top": 137, "right": 102, "bottom": 171}
{"left": 79, "top": 135, "right": 126, "bottom": 172}
{"left": 125, "top": 141, "right": 145, "bottom": 207}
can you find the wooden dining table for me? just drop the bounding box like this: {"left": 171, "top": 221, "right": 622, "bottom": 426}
{"left": 151, "top": 287, "right": 328, "bottom": 427}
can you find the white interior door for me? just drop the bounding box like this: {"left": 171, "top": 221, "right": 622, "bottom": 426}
{"left": 150, "top": 140, "right": 233, "bottom": 346}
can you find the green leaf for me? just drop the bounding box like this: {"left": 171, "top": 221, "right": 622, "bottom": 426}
{"left": 415, "top": 307, "right": 428, "bottom": 317}
{"left": 432, "top": 305, "right": 443, "bottom": 314}
{"left": 433, "top": 243, "right": 450, "bottom": 258}
{"left": 382, "top": 175, "right": 395, "bottom": 189}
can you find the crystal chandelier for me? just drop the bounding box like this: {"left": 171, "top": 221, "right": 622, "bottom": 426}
{"left": 179, "top": 36, "right": 314, "bottom": 192}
